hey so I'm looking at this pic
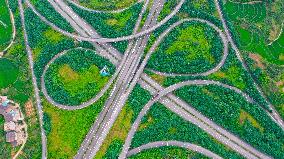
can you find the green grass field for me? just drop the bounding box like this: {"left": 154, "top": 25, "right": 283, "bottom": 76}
{"left": 43, "top": 93, "right": 107, "bottom": 158}
{"left": 0, "top": 58, "right": 19, "bottom": 89}
{"left": 0, "top": 0, "right": 13, "bottom": 51}
{"left": 76, "top": 0, "right": 138, "bottom": 11}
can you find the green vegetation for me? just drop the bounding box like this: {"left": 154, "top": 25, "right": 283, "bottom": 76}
{"left": 0, "top": 0, "right": 13, "bottom": 51}
{"left": 24, "top": 7, "right": 76, "bottom": 79}
{"left": 43, "top": 113, "right": 52, "bottom": 135}
{"left": 222, "top": 0, "right": 284, "bottom": 119}
{"left": 224, "top": 1, "right": 284, "bottom": 65}
{"left": 69, "top": 1, "right": 142, "bottom": 53}
{"left": 95, "top": 104, "right": 133, "bottom": 159}
{"left": 44, "top": 49, "right": 115, "bottom": 105}
{"left": 43, "top": 92, "right": 107, "bottom": 158}
{"left": 131, "top": 104, "right": 243, "bottom": 159}
{"left": 0, "top": 58, "right": 19, "bottom": 89}
{"left": 75, "top": 0, "right": 138, "bottom": 11}
{"left": 95, "top": 86, "right": 152, "bottom": 158}
{"left": 244, "top": 51, "right": 284, "bottom": 120}
{"left": 129, "top": 147, "right": 209, "bottom": 159}
{"left": 0, "top": 0, "right": 52, "bottom": 158}
{"left": 0, "top": 115, "right": 13, "bottom": 158}
{"left": 102, "top": 139, "right": 124, "bottom": 159}
{"left": 174, "top": 84, "right": 284, "bottom": 158}
{"left": 29, "top": 0, "right": 74, "bottom": 32}
{"left": 147, "top": 21, "right": 223, "bottom": 74}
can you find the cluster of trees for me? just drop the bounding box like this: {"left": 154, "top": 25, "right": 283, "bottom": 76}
{"left": 43, "top": 112, "right": 51, "bottom": 135}
{"left": 221, "top": 0, "right": 284, "bottom": 117}
{"left": 24, "top": 8, "right": 76, "bottom": 83}
{"left": 96, "top": 86, "right": 152, "bottom": 158}
{"left": 103, "top": 139, "right": 123, "bottom": 159}
{"left": 130, "top": 146, "right": 207, "bottom": 159}
{"left": 244, "top": 51, "right": 284, "bottom": 119}
{"left": 69, "top": 1, "right": 143, "bottom": 53}
{"left": 131, "top": 103, "right": 243, "bottom": 159}
{"left": 174, "top": 84, "right": 284, "bottom": 158}
{"left": 31, "top": 0, "right": 74, "bottom": 32}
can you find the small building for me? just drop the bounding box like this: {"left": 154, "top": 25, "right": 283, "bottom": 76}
{"left": 4, "top": 121, "right": 16, "bottom": 131}
{"left": 100, "top": 65, "right": 110, "bottom": 77}
{"left": 5, "top": 131, "right": 25, "bottom": 147}
{"left": 0, "top": 96, "right": 27, "bottom": 147}
{"left": 6, "top": 131, "right": 16, "bottom": 143}
{"left": 5, "top": 107, "right": 23, "bottom": 122}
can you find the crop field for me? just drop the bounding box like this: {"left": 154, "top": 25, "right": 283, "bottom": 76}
{"left": 2, "top": 0, "right": 284, "bottom": 158}
{"left": 0, "top": 0, "right": 13, "bottom": 51}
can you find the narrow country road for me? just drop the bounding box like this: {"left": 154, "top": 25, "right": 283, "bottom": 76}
{"left": 214, "top": 0, "right": 284, "bottom": 130}
{"left": 126, "top": 140, "right": 223, "bottom": 159}
{"left": 119, "top": 79, "right": 272, "bottom": 159}
{"left": 18, "top": 0, "right": 47, "bottom": 158}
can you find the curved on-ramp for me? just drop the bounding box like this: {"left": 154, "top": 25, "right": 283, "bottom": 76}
{"left": 25, "top": 0, "right": 185, "bottom": 43}
{"left": 1, "top": 0, "right": 16, "bottom": 54}
{"left": 126, "top": 140, "right": 222, "bottom": 159}
{"left": 119, "top": 79, "right": 272, "bottom": 159}
{"left": 124, "top": 18, "right": 228, "bottom": 97}
{"left": 66, "top": 0, "right": 144, "bottom": 14}
{"left": 144, "top": 18, "right": 228, "bottom": 77}
{"left": 41, "top": 47, "right": 121, "bottom": 110}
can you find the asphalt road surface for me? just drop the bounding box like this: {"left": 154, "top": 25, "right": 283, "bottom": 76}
{"left": 126, "top": 141, "right": 223, "bottom": 159}
{"left": 22, "top": 0, "right": 282, "bottom": 158}
{"left": 18, "top": 0, "right": 47, "bottom": 158}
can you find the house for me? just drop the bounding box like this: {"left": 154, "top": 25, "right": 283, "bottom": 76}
{"left": 0, "top": 96, "right": 27, "bottom": 147}
{"left": 6, "top": 131, "right": 16, "bottom": 143}
{"left": 4, "top": 121, "right": 16, "bottom": 131}
{"left": 5, "top": 131, "right": 25, "bottom": 147}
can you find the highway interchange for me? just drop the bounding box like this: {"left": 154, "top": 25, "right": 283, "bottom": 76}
{"left": 18, "top": 0, "right": 284, "bottom": 158}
